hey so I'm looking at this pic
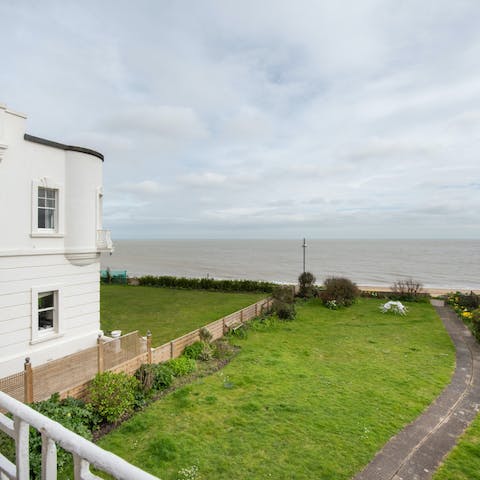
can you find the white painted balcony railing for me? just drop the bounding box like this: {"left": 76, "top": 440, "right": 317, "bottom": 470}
{"left": 0, "top": 391, "right": 160, "bottom": 480}
{"left": 96, "top": 229, "right": 114, "bottom": 252}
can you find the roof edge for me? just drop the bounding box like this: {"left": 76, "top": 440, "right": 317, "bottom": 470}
{"left": 24, "top": 133, "right": 104, "bottom": 161}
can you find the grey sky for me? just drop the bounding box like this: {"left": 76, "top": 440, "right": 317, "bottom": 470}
{"left": 1, "top": 0, "right": 479, "bottom": 239}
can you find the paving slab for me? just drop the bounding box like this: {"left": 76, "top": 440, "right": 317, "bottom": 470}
{"left": 353, "top": 302, "right": 480, "bottom": 480}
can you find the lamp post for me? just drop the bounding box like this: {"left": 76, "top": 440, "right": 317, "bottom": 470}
{"left": 302, "top": 238, "right": 307, "bottom": 274}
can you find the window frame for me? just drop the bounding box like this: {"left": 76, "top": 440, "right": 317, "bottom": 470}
{"left": 31, "top": 286, "right": 63, "bottom": 344}
{"left": 31, "top": 179, "right": 64, "bottom": 237}
{"left": 37, "top": 187, "right": 57, "bottom": 231}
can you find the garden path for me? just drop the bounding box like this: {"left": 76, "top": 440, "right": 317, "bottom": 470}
{"left": 354, "top": 300, "right": 480, "bottom": 480}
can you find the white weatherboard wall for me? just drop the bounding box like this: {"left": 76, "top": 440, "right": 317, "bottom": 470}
{"left": 0, "top": 104, "right": 112, "bottom": 377}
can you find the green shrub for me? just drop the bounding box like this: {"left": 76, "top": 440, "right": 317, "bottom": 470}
{"left": 0, "top": 394, "right": 95, "bottom": 479}
{"left": 166, "top": 357, "right": 197, "bottom": 377}
{"left": 271, "top": 285, "right": 296, "bottom": 320}
{"left": 458, "top": 292, "right": 480, "bottom": 310}
{"left": 275, "top": 302, "right": 296, "bottom": 320}
{"left": 137, "top": 275, "right": 274, "bottom": 293}
{"left": 321, "top": 277, "right": 359, "bottom": 308}
{"left": 183, "top": 341, "right": 205, "bottom": 360}
{"left": 184, "top": 340, "right": 214, "bottom": 361}
{"left": 88, "top": 371, "right": 139, "bottom": 423}
{"left": 272, "top": 285, "right": 295, "bottom": 304}
{"left": 135, "top": 363, "right": 175, "bottom": 394}
{"left": 153, "top": 363, "right": 175, "bottom": 389}
{"left": 298, "top": 271, "right": 316, "bottom": 298}
{"left": 471, "top": 309, "right": 480, "bottom": 340}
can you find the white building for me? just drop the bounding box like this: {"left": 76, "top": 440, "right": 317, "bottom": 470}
{"left": 0, "top": 103, "right": 113, "bottom": 377}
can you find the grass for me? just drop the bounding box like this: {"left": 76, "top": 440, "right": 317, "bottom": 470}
{"left": 433, "top": 414, "right": 480, "bottom": 479}
{"left": 100, "top": 285, "right": 266, "bottom": 346}
{"left": 98, "top": 298, "right": 455, "bottom": 479}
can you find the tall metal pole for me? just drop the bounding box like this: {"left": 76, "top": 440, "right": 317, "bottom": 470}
{"left": 302, "top": 238, "right": 307, "bottom": 274}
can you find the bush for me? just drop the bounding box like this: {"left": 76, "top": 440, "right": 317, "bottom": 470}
{"left": 272, "top": 285, "right": 295, "bottom": 304}
{"left": 183, "top": 341, "right": 205, "bottom": 360}
{"left": 88, "top": 371, "right": 139, "bottom": 423}
{"left": 137, "top": 275, "right": 275, "bottom": 293}
{"left": 153, "top": 363, "right": 175, "bottom": 389}
{"left": 321, "top": 277, "right": 359, "bottom": 308}
{"left": 0, "top": 394, "right": 95, "bottom": 479}
{"left": 275, "top": 302, "right": 296, "bottom": 320}
{"left": 298, "top": 272, "right": 316, "bottom": 298}
{"left": 135, "top": 363, "right": 175, "bottom": 393}
{"left": 271, "top": 285, "right": 296, "bottom": 320}
{"left": 390, "top": 278, "right": 424, "bottom": 302}
{"left": 471, "top": 309, "right": 480, "bottom": 340}
{"left": 166, "top": 357, "right": 197, "bottom": 377}
{"left": 457, "top": 292, "right": 480, "bottom": 310}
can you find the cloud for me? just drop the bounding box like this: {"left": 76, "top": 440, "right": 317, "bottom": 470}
{"left": 118, "top": 180, "right": 168, "bottom": 196}
{"left": 102, "top": 105, "right": 208, "bottom": 140}
{"left": 178, "top": 171, "right": 260, "bottom": 189}
{"left": 341, "top": 137, "right": 439, "bottom": 162}
{"left": 221, "top": 106, "right": 273, "bottom": 142}
{"left": 179, "top": 172, "right": 227, "bottom": 187}
{"left": 1, "top": 0, "right": 480, "bottom": 238}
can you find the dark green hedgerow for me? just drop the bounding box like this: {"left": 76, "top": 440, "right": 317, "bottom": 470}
{"left": 138, "top": 275, "right": 274, "bottom": 293}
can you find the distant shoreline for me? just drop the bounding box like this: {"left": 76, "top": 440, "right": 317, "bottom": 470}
{"left": 102, "top": 239, "right": 480, "bottom": 292}
{"left": 123, "top": 276, "right": 479, "bottom": 295}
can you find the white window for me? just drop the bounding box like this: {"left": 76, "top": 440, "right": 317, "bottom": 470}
{"left": 31, "top": 179, "right": 64, "bottom": 237}
{"left": 31, "top": 286, "right": 63, "bottom": 344}
{"left": 38, "top": 291, "right": 56, "bottom": 331}
{"left": 38, "top": 187, "right": 57, "bottom": 230}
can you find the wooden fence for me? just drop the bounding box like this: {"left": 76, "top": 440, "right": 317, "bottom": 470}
{"left": 0, "top": 297, "right": 271, "bottom": 403}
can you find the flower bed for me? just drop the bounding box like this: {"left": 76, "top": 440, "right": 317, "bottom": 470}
{"left": 446, "top": 292, "right": 480, "bottom": 341}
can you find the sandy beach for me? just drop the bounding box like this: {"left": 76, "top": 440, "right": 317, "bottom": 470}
{"left": 359, "top": 286, "right": 480, "bottom": 296}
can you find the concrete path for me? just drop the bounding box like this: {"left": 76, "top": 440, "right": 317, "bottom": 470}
{"left": 354, "top": 300, "right": 480, "bottom": 480}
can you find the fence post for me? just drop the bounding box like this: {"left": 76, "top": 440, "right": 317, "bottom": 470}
{"left": 146, "top": 331, "right": 152, "bottom": 364}
{"left": 222, "top": 318, "right": 226, "bottom": 335}
{"left": 255, "top": 303, "right": 258, "bottom": 316}
{"left": 24, "top": 357, "right": 33, "bottom": 404}
{"left": 240, "top": 309, "right": 244, "bottom": 324}
{"left": 170, "top": 341, "right": 174, "bottom": 359}
{"left": 97, "top": 335, "right": 104, "bottom": 373}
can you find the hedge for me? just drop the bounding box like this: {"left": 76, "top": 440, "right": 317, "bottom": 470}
{"left": 137, "top": 275, "right": 275, "bottom": 293}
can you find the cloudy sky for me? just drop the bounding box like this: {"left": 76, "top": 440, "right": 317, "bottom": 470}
{"left": 1, "top": 0, "right": 479, "bottom": 239}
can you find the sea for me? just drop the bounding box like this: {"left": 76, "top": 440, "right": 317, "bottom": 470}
{"left": 100, "top": 239, "right": 480, "bottom": 291}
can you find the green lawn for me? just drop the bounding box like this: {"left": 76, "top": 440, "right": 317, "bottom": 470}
{"left": 99, "top": 298, "right": 455, "bottom": 480}
{"left": 433, "top": 400, "right": 480, "bottom": 479}
{"left": 100, "top": 285, "right": 266, "bottom": 346}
